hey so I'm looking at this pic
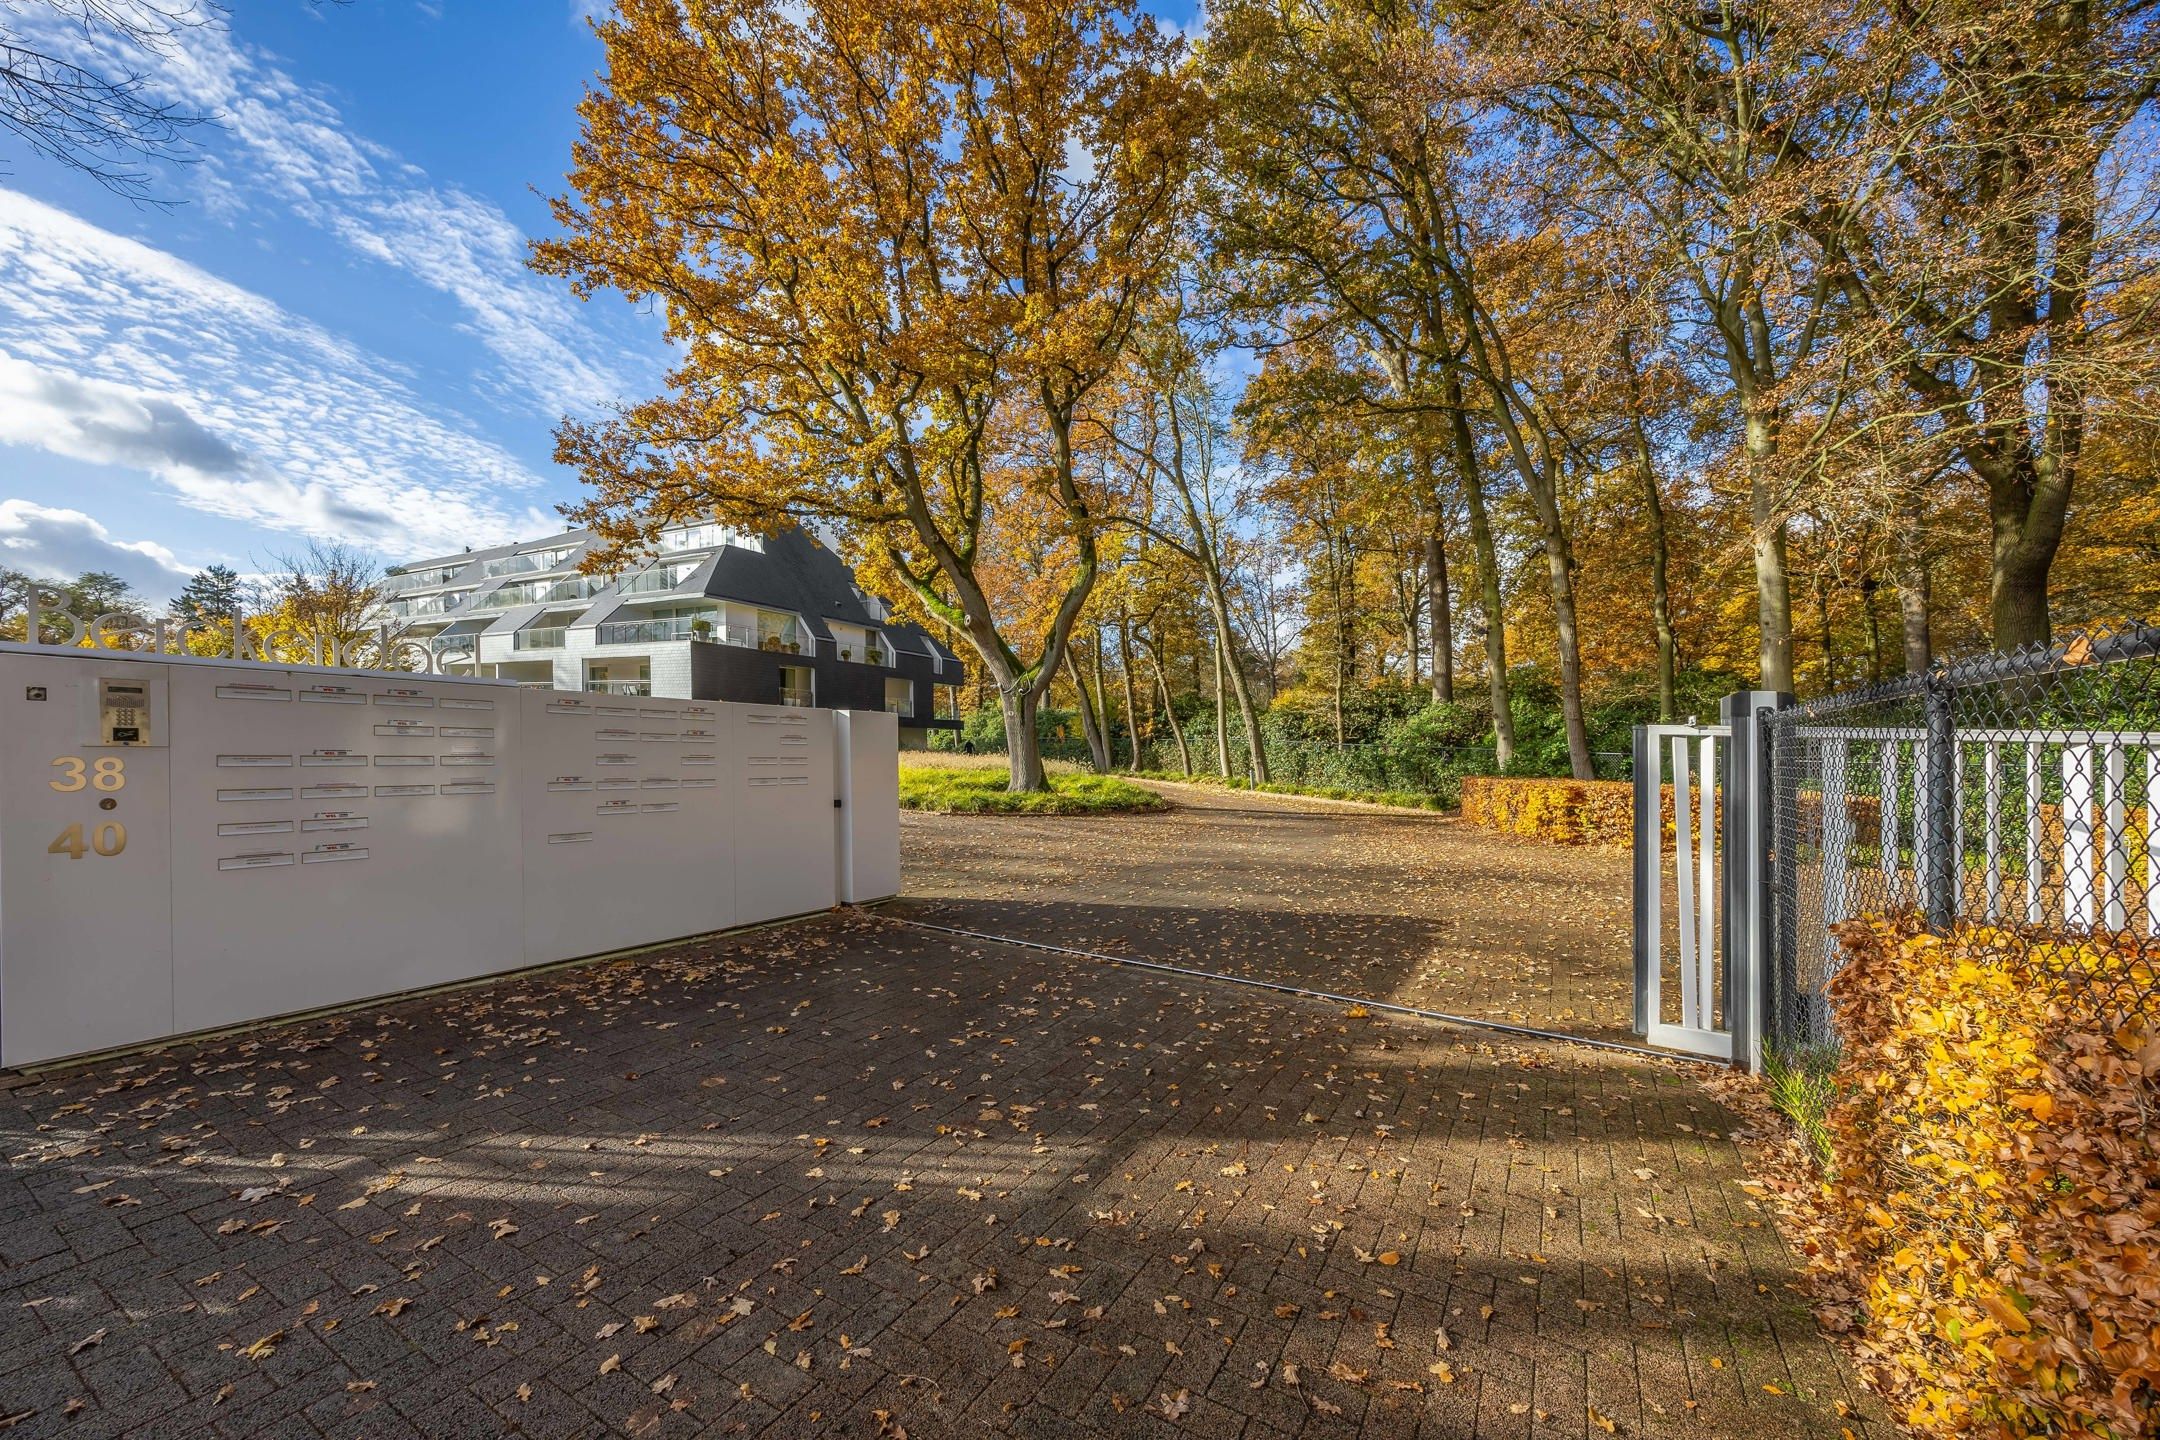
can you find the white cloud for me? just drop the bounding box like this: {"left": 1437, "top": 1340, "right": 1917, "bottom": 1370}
{"left": 0, "top": 500, "right": 194, "bottom": 604}
{"left": 0, "top": 191, "right": 561, "bottom": 557}
{"left": 8, "top": 5, "right": 649, "bottom": 418}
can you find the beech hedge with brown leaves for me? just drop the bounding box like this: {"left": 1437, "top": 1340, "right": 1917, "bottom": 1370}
{"left": 1821, "top": 917, "right": 2160, "bottom": 1437}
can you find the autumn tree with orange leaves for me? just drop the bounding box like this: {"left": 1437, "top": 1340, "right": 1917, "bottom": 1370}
{"left": 534, "top": 0, "right": 1201, "bottom": 790}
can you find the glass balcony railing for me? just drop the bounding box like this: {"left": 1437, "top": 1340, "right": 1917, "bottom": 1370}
{"left": 619, "top": 567, "right": 697, "bottom": 595}
{"left": 834, "top": 640, "right": 895, "bottom": 666}
{"left": 512, "top": 626, "right": 567, "bottom": 651}
{"left": 586, "top": 679, "right": 652, "bottom": 696}
{"left": 479, "top": 550, "right": 572, "bottom": 580}
{"left": 884, "top": 701, "right": 913, "bottom": 717}
{"left": 597, "top": 616, "right": 694, "bottom": 645}
{"left": 479, "top": 577, "right": 599, "bottom": 610}
{"left": 383, "top": 567, "right": 464, "bottom": 595}
{"left": 386, "top": 591, "right": 471, "bottom": 618}
{"left": 780, "top": 688, "right": 815, "bottom": 708}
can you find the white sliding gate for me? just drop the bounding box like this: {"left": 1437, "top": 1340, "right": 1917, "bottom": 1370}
{"left": 0, "top": 645, "right": 902, "bottom": 1068}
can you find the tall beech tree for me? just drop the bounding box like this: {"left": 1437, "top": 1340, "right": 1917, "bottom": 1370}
{"left": 535, "top": 0, "right": 1200, "bottom": 790}
{"left": 1816, "top": 0, "right": 2160, "bottom": 650}
{"left": 1500, "top": 0, "right": 1868, "bottom": 694}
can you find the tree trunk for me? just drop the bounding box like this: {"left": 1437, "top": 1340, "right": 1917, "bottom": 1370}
{"left": 1213, "top": 634, "right": 1230, "bottom": 776}
{"left": 1148, "top": 642, "right": 1191, "bottom": 775}
{"left": 1088, "top": 631, "right": 1117, "bottom": 768}
{"left": 1617, "top": 331, "right": 1675, "bottom": 720}
{"left": 1443, "top": 361, "right": 1514, "bottom": 767}
{"left": 1426, "top": 529, "right": 1453, "bottom": 705}
{"left": 999, "top": 685, "right": 1046, "bottom": 791}
{"left": 1899, "top": 582, "right": 1930, "bottom": 677}
{"left": 1526, "top": 456, "right": 1595, "bottom": 779}
{"left": 1066, "top": 647, "right": 1110, "bottom": 773}
{"left": 1746, "top": 414, "right": 1795, "bottom": 692}
{"left": 1205, "top": 596, "right": 1268, "bottom": 781}
{"left": 1987, "top": 457, "right": 2068, "bottom": 652}
{"left": 1401, "top": 564, "right": 1421, "bottom": 690}
{"left": 1116, "top": 617, "right": 1143, "bottom": 771}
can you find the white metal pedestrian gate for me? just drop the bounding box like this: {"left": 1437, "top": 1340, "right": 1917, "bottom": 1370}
{"left": 1631, "top": 692, "right": 1783, "bottom": 1069}
{"left": 1634, "top": 721, "right": 1733, "bottom": 1060}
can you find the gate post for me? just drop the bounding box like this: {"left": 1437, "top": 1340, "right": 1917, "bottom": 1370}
{"left": 1719, "top": 690, "right": 1789, "bottom": 1073}
{"left": 1631, "top": 724, "right": 1654, "bottom": 1039}
{"left": 1921, "top": 667, "right": 1958, "bottom": 931}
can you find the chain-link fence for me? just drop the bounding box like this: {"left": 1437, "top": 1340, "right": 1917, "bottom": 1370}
{"left": 1761, "top": 624, "right": 2160, "bottom": 1144}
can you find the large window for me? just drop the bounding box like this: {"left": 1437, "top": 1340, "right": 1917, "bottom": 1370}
{"left": 754, "top": 608, "right": 807, "bottom": 653}
{"left": 779, "top": 664, "right": 814, "bottom": 708}
{"left": 384, "top": 590, "right": 473, "bottom": 619}
{"left": 884, "top": 677, "right": 914, "bottom": 717}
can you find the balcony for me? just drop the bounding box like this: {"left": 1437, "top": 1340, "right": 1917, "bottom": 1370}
{"left": 598, "top": 616, "right": 695, "bottom": 645}
{"left": 383, "top": 567, "right": 463, "bottom": 595}
{"left": 479, "top": 577, "right": 598, "bottom": 610}
{"left": 586, "top": 679, "right": 652, "bottom": 696}
{"left": 780, "top": 688, "right": 815, "bottom": 708}
{"left": 884, "top": 701, "right": 913, "bottom": 717}
{"left": 619, "top": 567, "right": 696, "bottom": 595}
{"left": 386, "top": 591, "right": 470, "bottom": 619}
{"left": 832, "top": 637, "right": 895, "bottom": 667}
{"left": 479, "top": 549, "right": 572, "bottom": 580}
{"left": 512, "top": 626, "right": 567, "bottom": 651}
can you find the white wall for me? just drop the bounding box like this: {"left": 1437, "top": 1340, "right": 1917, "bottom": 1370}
{"left": 0, "top": 646, "right": 898, "bottom": 1068}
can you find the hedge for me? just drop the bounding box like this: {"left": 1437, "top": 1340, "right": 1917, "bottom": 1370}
{"left": 1458, "top": 776, "right": 1718, "bottom": 848}
{"left": 1818, "top": 916, "right": 2159, "bottom": 1437}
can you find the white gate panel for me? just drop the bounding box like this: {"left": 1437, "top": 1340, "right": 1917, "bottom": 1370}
{"left": 729, "top": 704, "right": 837, "bottom": 923}
{"left": 166, "top": 671, "right": 524, "bottom": 1035}
{"left": 835, "top": 710, "right": 901, "bottom": 904}
{"left": 0, "top": 655, "right": 176, "bottom": 1063}
{"left": 0, "top": 647, "right": 898, "bottom": 1068}
{"left": 1637, "top": 721, "right": 1733, "bottom": 1061}
{"left": 517, "top": 692, "right": 736, "bottom": 964}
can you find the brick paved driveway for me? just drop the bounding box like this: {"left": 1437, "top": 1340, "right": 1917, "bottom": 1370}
{"left": 1, "top": 902, "right": 1877, "bottom": 1438}
{"left": 896, "top": 783, "right": 1639, "bottom": 1044}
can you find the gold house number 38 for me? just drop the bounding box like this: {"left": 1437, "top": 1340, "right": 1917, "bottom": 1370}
{"left": 48, "top": 756, "right": 128, "bottom": 859}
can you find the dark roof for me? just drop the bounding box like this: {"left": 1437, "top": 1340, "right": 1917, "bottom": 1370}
{"left": 706, "top": 526, "right": 958, "bottom": 666}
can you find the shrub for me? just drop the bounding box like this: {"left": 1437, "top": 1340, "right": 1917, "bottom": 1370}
{"left": 1819, "top": 916, "right": 2160, "bottom": 1438}
{"left": 897, "top": 765, "right": 1165, "bottom": 815}
{"left": 1461, "top": 775, "right": 1631, "bottom": 844}
{"left": 1458, "top": 775, "right": 1722, "bottom": 848}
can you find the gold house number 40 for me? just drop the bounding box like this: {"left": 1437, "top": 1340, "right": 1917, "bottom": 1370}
{"left": 49, "top": 822, "right": 127, "bottom": 859}
{"left": 48, "top": 756, "right": 128, "bottom": 859}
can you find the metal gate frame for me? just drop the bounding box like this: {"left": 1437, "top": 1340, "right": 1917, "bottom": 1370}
{"left": 1632, "top": 691, "right": 1785, "bottom": 1069}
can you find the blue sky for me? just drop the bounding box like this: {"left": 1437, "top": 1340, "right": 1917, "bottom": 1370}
{"left": 0, "top": 0, "right": 1207, "bottom": 607}
{"left": 0, "top": 1, "right": 668, "bottom": 603}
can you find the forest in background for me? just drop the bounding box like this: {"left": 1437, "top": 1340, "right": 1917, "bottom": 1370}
{"left": 6, "top": 0, "right": 2153, "bottom": 796}
{"left": 542, "top": 0, "right": 2159, "bottom": 790}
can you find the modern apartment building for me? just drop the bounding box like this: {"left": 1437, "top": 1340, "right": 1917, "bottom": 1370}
{"left": 378, "top": 521, "right": 964, "bottom": 742}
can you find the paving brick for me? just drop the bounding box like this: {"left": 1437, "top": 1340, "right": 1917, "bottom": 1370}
{"left": 1, "top": 795, "right": 1886, "bottom": 1437}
